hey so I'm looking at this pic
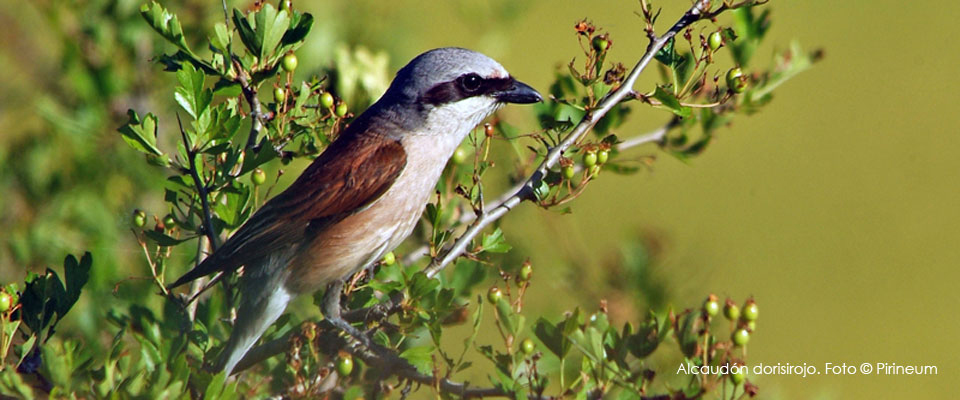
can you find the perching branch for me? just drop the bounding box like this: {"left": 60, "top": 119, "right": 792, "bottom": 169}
{"left": 423, "top": 0, "right": 723, "bottom": 278}
{"left": 400, "top": 118, "right": 679, "bottom": 266}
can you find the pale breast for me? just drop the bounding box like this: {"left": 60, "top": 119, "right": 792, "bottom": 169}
{"left": 283, "top": 133, "right": 455, "bottom": 294}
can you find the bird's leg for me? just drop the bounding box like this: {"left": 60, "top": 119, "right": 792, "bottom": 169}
{"left": 322, "top": 279, "right": 373, "bottom": 349}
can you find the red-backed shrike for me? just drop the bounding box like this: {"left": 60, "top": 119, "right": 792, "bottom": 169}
{"left": 169, "top": 47, "right": 541, "bottom": 374}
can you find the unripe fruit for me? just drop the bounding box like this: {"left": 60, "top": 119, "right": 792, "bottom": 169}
{"left": 729, "top": 370, "right": 745, "bottom": 385}
{"left": 592, "top": 36, "right": 610, "bottom": 53}
{"left": 742, "top": 301, "right": 759, "bottom": 321}
{"left": 724, "top": 302, "right": 740, "bottom": 321}
{"left": 726, "top": 67, "right": 747, "bottom": 93}
{"left": 487, "top": 287, "right": 503, "bottom": 304}
{"left": 274, "top": 87, "right": 286, "bottom": 103}
{"left": 583, "top": 151, "right": 598, "bottom": 167}
{"left": 597, "top": 149, "right": 609, "bottom": 165}
{"left": 452, "top": 147, "right": 469, "bottom": 165}
{"left": 251, "top": 168, "right": 267, "bottom": 186}
{"left": 702, "top": 295, "right": 720, "bottom": 317}
{"left": 562, "top": 165, "right": 575, "bottom": 180}
{"left": 163, "top": 214, "right": 176, "bottom": 228}
{"left": 336, "top": 354, "right": 354, "bottom": 376}
{"left": 708, "top": 31, "right": 723, "bottom": 51}
{"left": 381, "top": 251, "right": 396, "bottom": 266}
{"left": 281, "top": 53, "right": 298, "bottom": 72}
{"left": 320, "top": 92, "right": 335, "bottom": 109}
{"left": 588, "top": 164, "right": 601, "bottom": 177}
{"left": 0, "top": 292, "right": 11, "bottom": 313}
{"left": 518, "top": 262, "right": 533, "bottom": 282}
{"left": 132, "top": 209, "right": 147, "bottom": 228}
{"left": 335, "top": 102, "right": 348, "bottom": 117}
{"left": 520, "top": 338, "right": 536, "bottom": 355}
{"left": 732, "top": 328, "right": 750, "bottom": 347}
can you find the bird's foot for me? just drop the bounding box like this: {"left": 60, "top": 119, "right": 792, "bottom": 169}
{"left": 322, "top": 280, "right": 375, "bottom": 351}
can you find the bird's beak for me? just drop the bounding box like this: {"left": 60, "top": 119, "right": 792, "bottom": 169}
{"left": 494, "top": 79, "right": 542, "bottom": 104}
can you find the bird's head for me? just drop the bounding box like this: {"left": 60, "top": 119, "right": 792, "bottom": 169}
{"left": 374, "top": 47, "right": 541, "bottom": 137}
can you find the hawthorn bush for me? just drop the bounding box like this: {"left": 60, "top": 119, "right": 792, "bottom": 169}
{"left": 0, "top": 0, "right": 817, "bottom": 398}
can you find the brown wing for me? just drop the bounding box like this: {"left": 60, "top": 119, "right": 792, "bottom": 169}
{"left": 168, "top": 133, "right": 407, "bottom": 289}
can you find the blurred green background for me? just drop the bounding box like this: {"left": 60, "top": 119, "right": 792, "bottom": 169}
{"left": 1, "top": 0, "right": 956, "bottom": 398}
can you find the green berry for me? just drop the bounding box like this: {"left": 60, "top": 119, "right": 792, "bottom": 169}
{"left": 132, "top": 209, "right": 147, "bottom": 228}
{"left": 729, "top": 369, "right": 745, "bottom": 385}
{"left": 452, "top": 146, "right": 469, "bottom": 165}
{"left": 732, "top": 328, "right": 750, "bottom": 347}
{"left": 723, "top": 302, "right": 740, "bottom": 321}
{"left": 279, "top": 0, "right": 292, "bottom": 13}
{"left": 583, "top": 151, "right": 597, "bottom": 167}
{"left": 742, "top": 301, "right": 758, "bottom": 321}
{"left": 381, "top": 251, "right": 396, "bottom": 266}
{"left": 588, "top": 164, "right": 601, "bottom": 177}
{"left": 274, "top": 87, "right": 286, "bottom": 103}
{"left": 520, "top": 338, "right": 536, "bottom": 355}
{"left": 708, "top": 31, "right": 723, "bottom": 51}
{"left": 597, "top": 149, "right": 609, "bottom": 165}
{"left": 487, "top": 287, "right": 503, "bottom": 304}
{"left": 320, "top": 92, "right": 335, "bottom": 109}
{"left": 0, "top": 292, "right": 11, "bottom": 313}
{"left": 726, "top": 67, "right": 747, "bottom": 93}
{"left": 163, "top": 214, "right": 176, "bottom": 228}
{"left": 518, "top": 262, "right": 533, "bottom": 282}
{"left": 592, "top": 35, "right": 610, "bottom": 53}
{"left": 336, "top": 354, "right": 354, "bottom": 376}
{"left": 562, "top": 165, "right": 575, "bottom": 180}
{"left": 335, "top": 102, "right": 348, "bottom": 117}
{"left": 281, "top": 53, "right": 298, "bottom": 72}
{"left": 747, "top": 321, "right": 756, "bottom": 331}
{"left": 251, "top": 168, "right": 267, "bottom": 186}
{"left": 702, "top": 296, "right": 720, "bottom": 317}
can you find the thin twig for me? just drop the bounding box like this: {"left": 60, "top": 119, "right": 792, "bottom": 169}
{"left": 176, "top": 113, "right": 220, "bottom": 250}
{"left": 236, "top": 64, "right": 264, "bottom": 150}
{"left": 399, "top": 119, "right": 678, "bottom": 266}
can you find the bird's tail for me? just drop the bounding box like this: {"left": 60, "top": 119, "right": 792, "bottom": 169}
{"left": 214, "top": 259, "right": 294, "bottom": 374}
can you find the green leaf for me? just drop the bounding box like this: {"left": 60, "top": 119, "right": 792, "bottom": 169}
{"left": 204, "top": 371, "right": 229, "bottom": 400}
{"left": 211, "top": 22, "right": 231, "bottom": 56}
{"left": 254, "top": 4, "right": 289, "bottom": 61}
{"left": 174, "top": 63, "right": 212, "bottom": 120}
{"left": 232, "top": 8, "right": 259, "bottom": 57}
{"left": 481, "top": 228, "right": 512, "bottom": 254}
{"left": 749, "top": 40, "right": 817, "bottom": 102}
{"left": 280, "top": 12, "right": 314, "bottom": 48}
{"left": 652, "top": 86, "right": 692, "bottom": 118}
{"left": 408, "top": 272, "right": 440, "bottom": 299}
{"left": 399, "top": 346, "right": 434, "bottom": 374}
{"left": 140, "top": 2, "right": 196, "bottom": 58}
{"left": 729, "top": 6, "right": 771, "bottom": 66}
{"left": 213, "top": 184, "right": 251, "bottom": 228}
{"left": 61, "top": 252, "right": 91, "bottom": 317}
{"left": 143, "top": 230, "right": 190, "bottom": 246}
{"left": 534, "top": 318, "right": 569, "bottom": 358}
{"left": 654, "top": 37, "right": 682, "bottom": 68}
{"left": 118, "top": 110, "right": 163, "bottom": 156}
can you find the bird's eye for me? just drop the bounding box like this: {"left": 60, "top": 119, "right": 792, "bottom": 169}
{"left": 459, "top": 74, "right": 483, "bottom": 93}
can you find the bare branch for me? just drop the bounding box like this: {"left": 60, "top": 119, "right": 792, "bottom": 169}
{"left": 422, "top": 0, "right": 718, "bottom": 278}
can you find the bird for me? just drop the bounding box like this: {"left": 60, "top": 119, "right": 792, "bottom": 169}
{"left": 168, "top": 47, "right": 542, "bottom": 374}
